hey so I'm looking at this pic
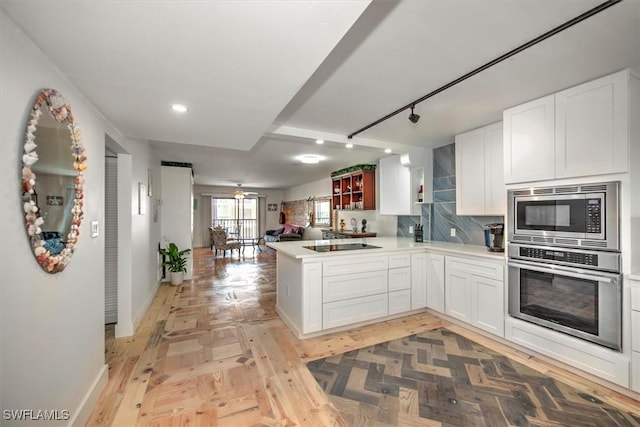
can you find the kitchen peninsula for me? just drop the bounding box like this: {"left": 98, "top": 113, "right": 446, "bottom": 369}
{"left": 267, "top": 237, "right": 504, "bottom": 340}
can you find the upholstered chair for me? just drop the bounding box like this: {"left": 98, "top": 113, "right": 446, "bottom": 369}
{"left": 211, "top": 226, "right": 240, "bottom": 257}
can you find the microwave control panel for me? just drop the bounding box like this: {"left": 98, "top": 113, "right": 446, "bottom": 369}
{"left": 518, "top": 246, "right": 598, "bottom": 267}
{"left": 586, "top": 198, "right": 602, "bottom": 234}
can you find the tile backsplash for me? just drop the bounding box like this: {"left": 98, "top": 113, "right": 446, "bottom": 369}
{"left": 398, "top": 143, "right": 503, "bottom": 246}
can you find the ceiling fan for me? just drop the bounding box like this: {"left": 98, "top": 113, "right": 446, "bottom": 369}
{"left": 234, "top": 184, "right": 258, "bottom": 199}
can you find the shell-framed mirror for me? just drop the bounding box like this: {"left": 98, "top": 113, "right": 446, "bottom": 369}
{"left": 21, "top": 88, "right": 87, "bottom": 273}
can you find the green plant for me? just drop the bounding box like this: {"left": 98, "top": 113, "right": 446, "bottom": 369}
{"left": 159, "top": 242, "right": 191, "bottom": 273}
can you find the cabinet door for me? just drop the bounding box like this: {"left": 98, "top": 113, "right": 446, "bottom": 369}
{"left": 411, "top": 253, "right": 427, "bottom": 309}
{"left": 471, "top": 275, "right": 504, "bottom": 337}
{"left": 389, "top": 289, "right": 412, "bottom": 315}
{"left": 379, "top": 155, "right": 398, "bottom": 215}
{"left": 323, "top": 293, "right": 388, "bottom": 330}
{"left": 426, "top": 253, "right": 445, "bottom": 313}
{"left": 302, "top": 262, "right": 323, "bottom": 334}
{"left": 503, "top": 94, "right": 555, "bottom": 183}
{"left": 555, "top": 70, "right": 628, "bottom": 178}
{"left": 379, "top": 155, "right": 412, "bottom": 215}
{"left": 445, "top": 267, "right": 471, "bottom": 322}
{"left": 632, "top": 352, "right": 640, "bottom": 392}
{"left": 484, "top": 122, "right": 506, "bottom": 215}
{"left": 455, "top": 128, "right": 486, "bottom": 215}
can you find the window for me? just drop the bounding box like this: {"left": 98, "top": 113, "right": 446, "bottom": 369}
{"left": 212, "top": 198, "right": 258, "bottom": 238}
{"left": 314, "top": 199, "right": 331, "bottom": 226}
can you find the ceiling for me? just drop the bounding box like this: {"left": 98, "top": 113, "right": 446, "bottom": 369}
{"left": 3, "top": 0, "right": 639, "bottom": 189}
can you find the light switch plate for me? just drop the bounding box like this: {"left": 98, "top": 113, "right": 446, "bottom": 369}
{"left": 409, "top": 226, "right": 414, "bottom": 234}
{"left": 91, "top": 220, "right": 99, "bottom": 238}
{"left": 450, "top": 228, "right": 456, "bottom": 237}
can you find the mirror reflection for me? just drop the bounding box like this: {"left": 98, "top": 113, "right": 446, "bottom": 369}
{"left": 22, "top": 89, "right": 86, "bottom": 273}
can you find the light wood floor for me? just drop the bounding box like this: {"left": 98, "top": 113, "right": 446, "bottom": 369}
{"left": 88, "top": 247, "right": 639, "bottom": 426}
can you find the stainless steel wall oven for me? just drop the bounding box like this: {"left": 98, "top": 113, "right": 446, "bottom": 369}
{"left": 507, "top": 181, "right": 622, "bottom": 351}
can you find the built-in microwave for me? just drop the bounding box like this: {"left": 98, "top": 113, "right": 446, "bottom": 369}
{"left": 507, "top": 181, "right": 619, "bottom": 251}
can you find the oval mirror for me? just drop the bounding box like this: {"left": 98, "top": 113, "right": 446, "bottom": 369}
{"left": 21, "top": 89, "right": 87, "bottom": 273}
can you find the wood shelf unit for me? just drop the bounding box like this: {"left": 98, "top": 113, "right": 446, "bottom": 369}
{"left": 331, "top": 168, "right": 375, "bottom": 210}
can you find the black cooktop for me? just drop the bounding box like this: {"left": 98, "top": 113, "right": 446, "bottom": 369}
{"left": 303, "top": 243, "right": 381, "bottom": 252}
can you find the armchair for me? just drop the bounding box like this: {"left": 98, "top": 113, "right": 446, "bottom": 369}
{"left": 211, "top": 226, "right": 241, "bottom": 257}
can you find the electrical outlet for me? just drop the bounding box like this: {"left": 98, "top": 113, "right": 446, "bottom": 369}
{"left": 450, "top": 228, "right": 456, "bottom": 237}
{"left": 409, "top": 226, "right": 414, "bottom": 234}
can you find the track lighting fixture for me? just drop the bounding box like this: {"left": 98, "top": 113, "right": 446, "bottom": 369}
{"left": 408, "top": 105, "right": 420, "bottom": 124}
{"left": 346, "top": 0, "right": 621, "bottom": 139}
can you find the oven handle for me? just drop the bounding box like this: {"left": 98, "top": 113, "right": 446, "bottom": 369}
{"left": 507, "top": 259, "right": 622, "bottom": 283}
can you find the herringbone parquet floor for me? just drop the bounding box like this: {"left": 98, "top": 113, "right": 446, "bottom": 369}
{"left": 309, "top": 328, "right": 640, "bottom": 426}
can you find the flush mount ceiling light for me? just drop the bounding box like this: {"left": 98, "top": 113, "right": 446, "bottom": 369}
{"left": 408, "top": 104, "right": 420, "bottom": 124}
{"left": 315, "top": 139, "right": 325, "bottom": 145}
{"left": 384, "top": 148, "right": 392, "bottom": 154}
{"left": 171, "top": 104, "right": 188, "bottom": 113}
{"left": 346, "top": 143, "right": 354, "bottom": 149}
{"left": 346, "top": 0, "right": 622, "bottom": 139}
{"left": 298, "top": 154, "right": 321, "bottom": 164}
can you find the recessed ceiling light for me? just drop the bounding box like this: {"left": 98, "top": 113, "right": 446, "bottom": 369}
{"left": 315, "top": 139, "right": 325, "bottom": 145}
{"left": 346, "top": 143, "right": 354, "bottom": 149}
{"left": 171, "top": 104, "right": 188, "bottom": 113}
{"left": 298, "top": 155, "right": 321, "bottom": 164}
{"left": 384, "top": 148, "right": 392, "bottom": 154}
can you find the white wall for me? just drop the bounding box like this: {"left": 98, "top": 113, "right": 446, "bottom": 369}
{"left": 0, "top": 10, "right": 161, "bottom": 425}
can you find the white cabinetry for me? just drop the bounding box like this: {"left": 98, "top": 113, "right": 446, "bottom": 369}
{"left": 504, "top": 70, "right": 631, "bottom": 184}
{"left": 631, "top": 279, "right": 640, "bottom": 392}
{"left": 426, "top": 253, "right": 445, "bottom": 313}
{"left": 555, "top": 70, "right": 628, "bottom": 178}
{"left": 322, "top": 256, "right": 389, "bottom": 329}
{"left": 445, "top": 256, "right": 505, "bottom": 337}
{"left": 503, "top": 95, "right": 555, "bottom": 183}
{"left": 410, "top": 253, "right": 427, "bottom": 310}
{"left": 388, "top": 254, "right": 411, "bottom": 315}
{"left": 380, "top": 155, "right": 412, "bottom": 215}
{"left": 455, "top": 122, "right": 505, "bottom": 215}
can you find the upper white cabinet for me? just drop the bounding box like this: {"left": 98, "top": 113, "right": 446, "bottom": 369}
{"left": 555, "top": 70, "right": 628, "bottom": 178}
{"left": 503, "top": 70, "right": 631, "bottom": 184}
{"left": 503, "top": 95, "right": 555, "bottom": 183}
{"left": 379, "top": 155, "right": 412, "bottom": 215}
{"left": 455, "top": 122, "right": 506, "bottom": 215}
{"left": 379, "top": 152, "right": 432, "bottom": 216}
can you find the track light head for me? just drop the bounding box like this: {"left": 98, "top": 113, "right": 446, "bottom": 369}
{"left": 408, "top": 105, "right": 420, "bottom": 124}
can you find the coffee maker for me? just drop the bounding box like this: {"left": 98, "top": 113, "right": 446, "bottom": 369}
{"left": 484, "top": 223, "right": 504, "bottom": 252}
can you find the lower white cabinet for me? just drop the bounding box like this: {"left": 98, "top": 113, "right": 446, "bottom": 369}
{"left": 426, "top": 253, "right": 445, "bottom": 313}
{"left": 631, "top": 282, "right": 640, "bottom": 391}
{"left": 323, "top": 293, "right": 388, "bottom": 330}
{"left": 445, "top": 256, "right": 505, "bottom": 337}
{"left": 411, "top": 253, "right": 427, "bottom": 309}
{"left": 389, "top": 289, "right": 412, "bottom": 315}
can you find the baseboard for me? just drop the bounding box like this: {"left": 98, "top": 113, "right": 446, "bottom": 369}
{"left": 69, "top": 364, "right": 108, "bottom": 427}
{"left": 133, "top": 280, "right": 161, "bottom": 331}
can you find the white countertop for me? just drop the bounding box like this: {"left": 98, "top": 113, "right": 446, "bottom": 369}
{"left": 267, "top": 237, "right": 505, "bottom": 261}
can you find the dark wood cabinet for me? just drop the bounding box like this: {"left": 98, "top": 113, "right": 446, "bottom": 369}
{"left": 331, "top": 168, "right": 375, "bottom": 210}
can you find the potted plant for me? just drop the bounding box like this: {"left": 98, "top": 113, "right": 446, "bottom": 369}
{"left": 159, "top": 242, "right": 191, "bottom": 285}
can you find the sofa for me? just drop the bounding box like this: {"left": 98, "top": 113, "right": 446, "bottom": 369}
{"left": 264, "top": 224, "right": 306, "bottom": 242}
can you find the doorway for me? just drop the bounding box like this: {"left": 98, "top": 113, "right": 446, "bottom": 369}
{"left": 211, "top": 197, "right": 259, "bottom": 239}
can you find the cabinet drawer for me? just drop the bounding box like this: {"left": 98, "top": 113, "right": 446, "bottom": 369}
{"left": 446, "top": 256, "right": 504, "bottom": 281}
{"left": 323, "top": 294, "right": 388, "bottom": 330}
{"left": 631, "top": 285, "right": 640, "bottom": 311}
{"left": 633, "top": 311, "right": 640, "bottom": 353}
{"left": 323, "top": 270, "right": 387, "bottom": 303}
{"left": 323, "top": 256, "right": 388, "bottom": 276}
{"left": 389, "top": 266, "right": 411, "bottom": 292}
{"left": 389, "top": 289, "right": 411, "bottom": 315}
{"left": 389, "top": 254, "right": 411, "bottom": 269}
